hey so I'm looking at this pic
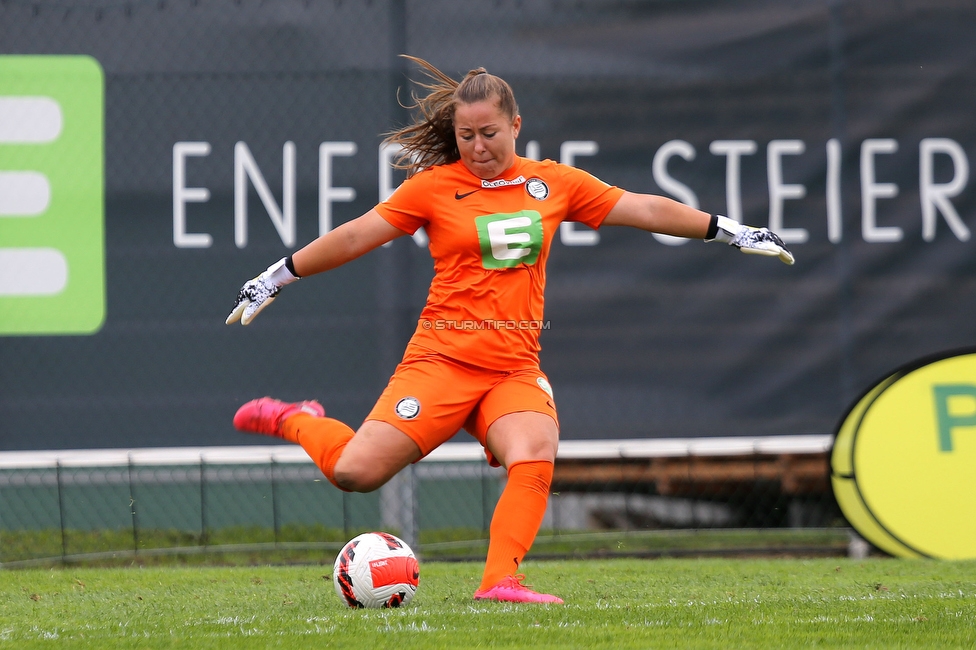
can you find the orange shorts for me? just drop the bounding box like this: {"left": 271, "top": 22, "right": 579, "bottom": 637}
{"left": 365, "top": 344, "right": 558, "bottom": 467}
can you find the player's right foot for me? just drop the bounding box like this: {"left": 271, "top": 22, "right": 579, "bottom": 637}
{"left": 233, "top": 397, "right": 324, "bottom": 438}
{"left": 473, "top": 574, "right": 564, "bottom": 604}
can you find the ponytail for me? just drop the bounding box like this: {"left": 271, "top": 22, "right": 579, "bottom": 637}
{"left": 384, "top": 56, "right": 519, "bottom": 176}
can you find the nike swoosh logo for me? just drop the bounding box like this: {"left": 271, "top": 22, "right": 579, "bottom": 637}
{"left": 455, "top": 189, "right": 480, "bottom": 200}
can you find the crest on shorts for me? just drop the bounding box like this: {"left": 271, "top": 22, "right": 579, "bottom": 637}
{"left": 536, "top": 377, "right": 554, "bottom": 399}
{"left": 395, "top": 397, "right": 421, "bottom": 420}
{"left": 525, "top": 178, "right": 549, "bottom": 201}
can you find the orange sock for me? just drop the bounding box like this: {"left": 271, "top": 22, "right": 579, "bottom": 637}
{"left": 479, "top": 459, "right": 553, "bottom": 591}
{"left": 281, "top": 414, "right": 355, "bottom": 491}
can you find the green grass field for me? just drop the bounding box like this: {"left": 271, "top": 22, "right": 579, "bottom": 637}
{"left": 2, "top": 558, "right": 974, "bottom": 649}
{"left": 0, "top": 527, "right": 852, "bottom": 566}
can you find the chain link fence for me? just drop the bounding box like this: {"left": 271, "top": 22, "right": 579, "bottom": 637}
{"left": 0, "top": 437, "right": 849, "bottom": 567}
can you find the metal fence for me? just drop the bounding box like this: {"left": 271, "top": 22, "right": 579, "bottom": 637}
{"left": 0, "top": 435, "right": 850, "bottom": 567}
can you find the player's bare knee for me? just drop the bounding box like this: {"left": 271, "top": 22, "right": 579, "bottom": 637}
{"left": 514, "top": 437, "right": 558, "bottom": 465}
{"left": 332, "top": 469, "right": 369, "bottom": 492}
{"left": 531, "top": 437, "right": 558, "bottom": 460}
{"left": 333, "top": 465, "right": 385, "bottom": 493}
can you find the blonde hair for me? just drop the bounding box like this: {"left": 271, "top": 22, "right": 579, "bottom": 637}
{"left": 385, "top": 55, "right": 519, "bottom": 176}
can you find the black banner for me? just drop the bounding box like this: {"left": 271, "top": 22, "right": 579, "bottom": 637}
{"left": 1, "top": 0, "right": 974, "bottom": 449}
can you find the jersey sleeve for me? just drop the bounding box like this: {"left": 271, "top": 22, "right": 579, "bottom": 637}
{"left": 561, "top": 165, "right": 626, "bottom": 229}
{"left": 373, "top": 168, "right": 434, "bottom": 235}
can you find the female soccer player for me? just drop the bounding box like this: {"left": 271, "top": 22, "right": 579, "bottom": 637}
{"left": 227, "top": 57, "right": 793, "bottom": 604}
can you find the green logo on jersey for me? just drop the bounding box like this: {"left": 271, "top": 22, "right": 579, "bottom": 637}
{"left": 475, "top": 210, "right": 543, "bottom": 269}
{"left": 0, "top": 56, "right": 105, "bottom": 335}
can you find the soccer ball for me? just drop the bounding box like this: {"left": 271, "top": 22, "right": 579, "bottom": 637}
{"left": 333, "top": 532, "right": 420, "bottom": 608}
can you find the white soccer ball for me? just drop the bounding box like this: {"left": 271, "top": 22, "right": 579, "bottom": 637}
{"left": 333, "top": 532, "right": 420, "bottom": 608}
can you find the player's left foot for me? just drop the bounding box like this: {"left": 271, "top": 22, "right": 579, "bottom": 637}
{"left": 233, "top": 397, "right": 324, "bottom": 438}
{"left": 473, "top": 574, "right": 564, "bottom": 604}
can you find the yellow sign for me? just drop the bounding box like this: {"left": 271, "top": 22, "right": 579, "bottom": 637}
{"left": 831, "top": 350, "right": 976, "bottom": 558}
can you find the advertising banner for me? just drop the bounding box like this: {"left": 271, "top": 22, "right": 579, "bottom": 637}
{"left": 832, "top": 348, "right": 976, "bottom": 558}
{"left": 0, "top": 0, "right": 973, "bottom": 450}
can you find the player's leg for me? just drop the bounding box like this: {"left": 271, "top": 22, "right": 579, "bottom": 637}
{"left": 468, "top": 371, "right": 563, "bottom": 604}
{"left": 235, "top": 346, "right": 472, "bottom": 491}
{"left": 331, "top": 420, "right": 421, "bottom": 492}
{"left": 484, "top": 410, "right": 559, "bottom": 468}
{"left": 235, "top": 398, "right": 422, "bottom": 492}
{"left": 233, "top": 397, "right": 367, "bottom": 491}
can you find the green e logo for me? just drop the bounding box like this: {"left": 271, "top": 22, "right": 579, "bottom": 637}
{"left": 933, "top": 384, "right": 976, "bottom": 452}
{"left": 475, "top": 210, "right": 543, "bottom": 269}
{"left": 0, "top": 56, "right": 105, "bottom": 335}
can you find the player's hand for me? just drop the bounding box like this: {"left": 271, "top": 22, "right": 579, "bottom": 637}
{"left": 730, "top": 226, "right": 795, "bottom": 265}
{"left": 708, "top": 215, "right": 795, "bottom": 265}
{"left": 225, "top": 257, "right": 299, "bottom": 326}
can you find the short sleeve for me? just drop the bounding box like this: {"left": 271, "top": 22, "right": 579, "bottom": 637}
{"left": 374, "top": 169, "right": 434, "bottom": 235}
{"left": 562, "top": 165, "right": 626, "bottom": 229}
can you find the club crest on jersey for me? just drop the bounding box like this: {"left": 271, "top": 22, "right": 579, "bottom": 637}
{"left": 536, "top": 377, "right": 554, "bottom": 398}
{"left": 525, "top": 178, "right": 549, "bottom": 201}
{"left": 395, "top": 397, "right": 421, "bottom": 420}
{"left": 481, "top": 175, "right": 526, "bottom": 189}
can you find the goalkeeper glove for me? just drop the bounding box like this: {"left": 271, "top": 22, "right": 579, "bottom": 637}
{"left": 706, "top": 215, "right": 795, "bottom": 265}
{"left": 225, "top": 257, "right": 300, "bottom": 326}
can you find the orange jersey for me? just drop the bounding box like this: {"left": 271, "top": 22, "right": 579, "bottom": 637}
{"left": 374, "top": 157, "right": 625, "bottom": 370}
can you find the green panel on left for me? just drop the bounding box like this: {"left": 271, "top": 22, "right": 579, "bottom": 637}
{"left": 0, "top": 55, "right": 105, "bottom": 335}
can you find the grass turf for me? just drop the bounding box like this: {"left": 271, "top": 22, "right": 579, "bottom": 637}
{"left": 1, "top": 527, "right": 852, "bottom": 567}
{"left": 1, "top": 558, "right": 974, "bottom": 648}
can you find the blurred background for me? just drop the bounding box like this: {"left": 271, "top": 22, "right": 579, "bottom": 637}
{"left": 0, "top": 0, "right": 973, "bottom": 564}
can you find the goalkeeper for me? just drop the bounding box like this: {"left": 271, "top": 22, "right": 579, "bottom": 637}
{"left": 227, "top": 57, "right": 793, "bottom": 605}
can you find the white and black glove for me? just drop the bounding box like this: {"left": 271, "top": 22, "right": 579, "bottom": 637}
{"left": 706, "top": 215, "right": 795, "bottom": 265}
{"left": 225, "top": 257, "right": 300, "bottom": 326}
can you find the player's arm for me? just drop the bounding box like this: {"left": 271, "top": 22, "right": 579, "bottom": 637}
{"left": 226, "top": 210, "right": 406, "bottom": 326}
{"left": 602, "top": 192, "right": 711, "bottom": 238}
{"left": 291, "top": 209, "right": 405, "bottom": 276}
{"left": 602, "top": 191, "right": 794, "bottom": 265}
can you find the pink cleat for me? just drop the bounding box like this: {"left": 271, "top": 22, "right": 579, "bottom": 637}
{"left": 473, "top": 574, "right": 564, "bottom": 604}
{"left": 233, "top": 397, "right": 324, "bottom": 438}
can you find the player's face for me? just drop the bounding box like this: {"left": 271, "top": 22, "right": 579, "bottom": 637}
{"left": 454, "top": 98, "right": 521, "bottom": 180}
